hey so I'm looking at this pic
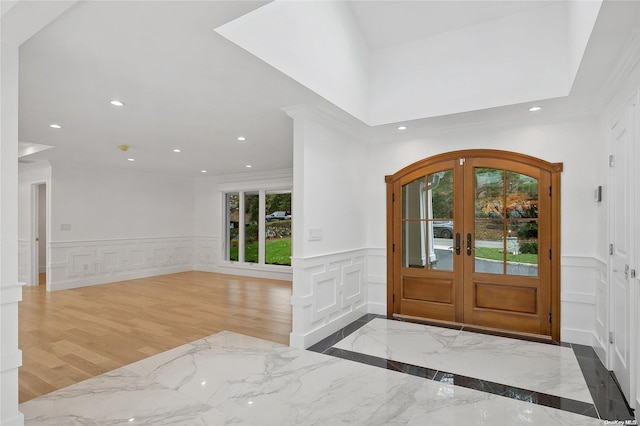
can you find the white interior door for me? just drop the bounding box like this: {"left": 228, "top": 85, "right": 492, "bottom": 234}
{"left": 609, "top": 98, "right": 636, "bottom": 405}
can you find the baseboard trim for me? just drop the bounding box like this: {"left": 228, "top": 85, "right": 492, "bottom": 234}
{"left": 1, "top": 413, "right": 25, "bottom": 426}
{"left": 49, "top": 266, "right": 192, "bottom": 291}
{"left": 289, "top": 304, "right": 368, "bottom": 349}
{"left": 367, "top": 302, "right": 386, "bottom": 315}
{"left": 561, "top": 327, "right": 594, "bottom": 346}
{"left": 195, "top": 264, "right": 292, "bottom": 282}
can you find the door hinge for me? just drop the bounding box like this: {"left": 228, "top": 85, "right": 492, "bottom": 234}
{"left": 631, "top": 269, "right": 637, "bottom": 279}
{"left": 609, "top": 155, "right": 615, "bottom": 167}
{"left": 549, "top": 186, "right": 552, "bottom": 197}
{"left": 548, "top": 312, "right": 552, "bottom": 323}
{"left": 392, "top": 243, "right": 395, "bottom": 253}
{"left": 392, "top": 193, "right": 395, "bottom": 202}
{"left": 609, "top": 244, "right": 614, "bottom": 255}
{"left": 609, "top": 332, "right": 615, "bottom": 344}
{"left": 549, "top": 249, "right": 552, "bottom": 260}
{"left": 393, "top": 294, "right": 395, "bottom": 304}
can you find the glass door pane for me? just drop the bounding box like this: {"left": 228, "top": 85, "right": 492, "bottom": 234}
{"left": 474, "top": 168, "right": 539, "bottom": 276}
{"left": 474, "top": 168, "right": 505, "bottom": 274}
{"left": 505, "top": 172, "right": 539, "bottom": 277}
{"left": 401, "top": 170, "right": 454, "bottom": 271}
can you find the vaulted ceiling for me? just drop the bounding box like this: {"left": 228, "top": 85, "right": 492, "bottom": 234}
{"left": 13, "top": 1, "right": 640, "bottom": 176}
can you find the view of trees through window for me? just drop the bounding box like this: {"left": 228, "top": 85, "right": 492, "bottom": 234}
{"left": 226, "top": 191, "right": 291, "bottom": 266}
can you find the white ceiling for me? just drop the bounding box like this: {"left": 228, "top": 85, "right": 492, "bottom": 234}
{"left": 14, "top": 1, "right": 640, "bottom": 177}
{"left": 347, "top": 1, "right": 556, "bottom": 51}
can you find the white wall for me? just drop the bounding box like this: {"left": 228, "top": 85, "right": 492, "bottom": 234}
{"left": 363, "top": 117, "right": 607, "bottom": 345}
{"left": 369, "top": 3, "right": 573, "bottom": 124}
{"left": 287, "top": 107, "right": 371, "bottom": 348}
{"left": 2, "top": 3, "right": 78, "bottom": 423}
{"left": 50, "top": 163, "right": 194, "bottom": 240}
{"left": 216, "top": 1, "right": 371, "bottom": 123}
{"left": 1, "top": 38, "right": 24, "bottom": 426}
{"left": 44, "top": 163, "right": 196, "bottom": 290}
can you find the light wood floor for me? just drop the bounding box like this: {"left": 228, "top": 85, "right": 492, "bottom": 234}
{"left": 19, "top": 271, "right": 292, "bottom": 403}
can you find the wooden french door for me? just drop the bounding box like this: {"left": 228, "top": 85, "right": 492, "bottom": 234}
{"left": 386, "top": 150, "right": 562, "bottom": 340}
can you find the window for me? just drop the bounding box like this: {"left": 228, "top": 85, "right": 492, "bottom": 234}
{"left": 225, "top": 190, "right": 291, "bottom": 267}
{"left": 265, "top": 191, "right": 292, "bottom": 266}
{"left": 226, "top": 193, "right": 239, "bottom": 261}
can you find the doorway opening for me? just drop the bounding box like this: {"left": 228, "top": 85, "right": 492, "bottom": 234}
{"left": 386, "top": 150, "right": 562, "bottom": 340}
{"left": 30, "top": 183, "right": 48, "bottom": 287}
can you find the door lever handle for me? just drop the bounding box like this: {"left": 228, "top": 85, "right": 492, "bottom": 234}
{"left": 466, "top": 233, "right": 472, "bottom": 256}
{"left": 455, "top": 233, "right": 461, "bottom": 255}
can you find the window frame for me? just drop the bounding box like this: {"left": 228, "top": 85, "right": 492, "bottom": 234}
{"left": 221, "top": 183, "right": 292, "bottom": 270}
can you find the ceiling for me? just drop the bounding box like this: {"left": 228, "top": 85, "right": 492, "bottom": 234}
{"left": 14, "top": 1, "right": 640, "bottom": 177}
{"left": 347, "top": 1, "right": 556, "bottom": 51}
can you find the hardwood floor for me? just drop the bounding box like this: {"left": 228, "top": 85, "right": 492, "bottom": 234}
{"left": 19, "top": 271, "right": 292, "bottom": 403}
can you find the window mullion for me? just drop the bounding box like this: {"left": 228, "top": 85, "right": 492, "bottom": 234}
{"left": 238, "top": 191, "right": 245, "bottom": 263}
{"left": 259, "top": 190, "right": 266, "bottom": 264}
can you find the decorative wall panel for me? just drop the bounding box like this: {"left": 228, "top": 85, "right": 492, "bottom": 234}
{"left": 193, "top": 236, "right": 219, "bottom": 270}
{"left": 49, "top": 237, "right": 194, "bottom": 291}
{"left": 561, "top": 256, "right": 606, "bottom": 347}
{"left": 366, "top": 248, "right": 387, "bottom": 314}
{"left": 290, "top": 249, "right": 368, "bottom": 348}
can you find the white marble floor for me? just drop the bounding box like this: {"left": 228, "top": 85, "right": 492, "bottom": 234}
{"left": 19, "top": 330, "right": 603, "bottom": 425}
{"left": 334, "top": 318, "right": 593, "bottom": 404}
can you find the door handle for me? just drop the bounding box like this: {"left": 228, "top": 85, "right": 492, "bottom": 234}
{"left": 466, "top": 233, "right": 472, "bottom": 256}
{"left": 455, "top": 233, "right": 461, "bottom": 255}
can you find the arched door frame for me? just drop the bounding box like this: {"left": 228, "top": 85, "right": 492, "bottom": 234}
{"left": 385, "top": 149, "right": 563, "bottom": 341}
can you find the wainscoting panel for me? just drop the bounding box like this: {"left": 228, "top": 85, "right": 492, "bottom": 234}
{"left": 290, "top": 249, "right": 368, "bottom": 349}
{"left": 366, "top": 248, "right": 387, "bottom": 315}
{"left": 560, "top": 256, "right": 606, "bottom": 348}
{"left": 193, "top": 236, "right": 219, "bottom": 270}
{"left": 49, "top": 237, "right": 194, "bottom": 291}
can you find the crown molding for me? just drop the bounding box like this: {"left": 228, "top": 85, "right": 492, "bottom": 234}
{"left": 599, "top": 29, "right": 640, "bottom": 106}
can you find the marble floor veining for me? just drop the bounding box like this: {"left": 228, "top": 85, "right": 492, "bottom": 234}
{"left": 21, "top": 330, "right": 605, "bottom": 425}
{"left": 19, "top": 316, "right": 635, "bottom": 425}
{"left": 332, "top": 318, "right": 593, "bottom": 403}
{"left": 310, "top": 315, "right": 636, "bottom": 423}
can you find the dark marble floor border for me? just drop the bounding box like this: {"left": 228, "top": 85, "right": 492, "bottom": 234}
{"left": 308, "top": 314, "right": 634, "bottom": 421}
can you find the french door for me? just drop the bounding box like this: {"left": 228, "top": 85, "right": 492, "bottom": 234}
{"left": 386, "top": 150, "right": 562, "bottom": 340}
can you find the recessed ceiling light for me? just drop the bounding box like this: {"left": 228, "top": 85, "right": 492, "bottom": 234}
{"left": 201, "top": 170, "right": 207, "bottom": 173}
{"left": 245, "top": 164, "right": 252, "bottom": 168}
{"left": 49, "top": 124, "right": 62, "bottom": 129}
{"left": 110, "top": 100, "right": 124, "bottom": 107}
{"left": 528, "top": 106, "right": 542, "bottom": 112}
{"left": 237, "top": 136, "right": 246, "bottom": 141}
{"left": 173, "top": 149, "right": 181, "bottom": 153}
{"left": 127, "top": 158, "right": 135, "bottom": 162}
{"left": 397, "top": 126, "right": 407, "bottom": 130}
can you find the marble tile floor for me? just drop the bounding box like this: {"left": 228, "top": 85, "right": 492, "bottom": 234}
{"left": 309, "top": 314, "right": 635, "bottom": 423}
{"left": 20, "top": 329, "right": 610, "bottom": 425}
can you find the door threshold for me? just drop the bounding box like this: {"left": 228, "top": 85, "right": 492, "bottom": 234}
{"left": 393, "top": 314, "right": 559, "bottom": 346}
